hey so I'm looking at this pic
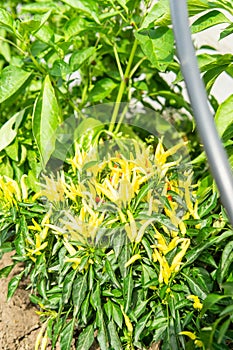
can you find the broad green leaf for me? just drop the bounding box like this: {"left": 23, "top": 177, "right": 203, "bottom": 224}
{"left": 91, "top": 281, "right": 101, "bottom": 310}
{"left": 141, "top": 0, "right": 170, "bottom": 29}
{"left": 218, "top": 318, "right": 231, "bottom": 344}
{"left": 72, "top": 273, "right": 87, "bottom": 316}
{"left": 0, "top": 8, "right": 14, "bottom": 33}
{"left": 70, "top": 47, "right": 96, "bottom": 70}
{"left": 60, "top": 319, "right": 75, "bottom": 350}
{"left": 64, "top": 17, "right": 92, "bottom": 40}
{"left": 0, "top": 109, "right": 25, "bottom": 152}
{"left": 61, "top": 0, "right": 100, "bottom": 23}
{"left": 0, "top": 66, "right": 31, "bottom": 104}
{"left": 215, "top": 94, "right": 233, "bottom": 139}
{"left": 191, "top": 10, "right": 230, "bottom": 34}
{"left": 135, "top": 28, "right": 174, "bottom": 72}
{"left": 76, "top": 324, "right": 95, "bottom": 350}
{"left": 107, "top": 320, "right": 122, "bottom": 350}
{"left": 88, "top": 78, "right": 117, "bottom": 102}
{"left": 32, "top": 75, "right": 60, "bottom": 166}
{"left": 152, "top": 213, "right": 178, "bottom": 231}
{"left": 19, "top": 11, "right": 52, "bottom": 34}
{"left": 7, "top": 271, "right": 24, "bottom": 299}
{"left": 104, "top": 299, "right": 113, "bottom": 320}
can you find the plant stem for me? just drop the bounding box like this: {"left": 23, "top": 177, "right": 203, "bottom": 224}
{"left": 0, "top": 36, "right": 27, "bottom": 55}
{"left": 109, "top": 39, "right": 138, "bottom": 133}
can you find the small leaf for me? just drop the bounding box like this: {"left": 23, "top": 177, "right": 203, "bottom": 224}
{"left": 62, "top": 269, "right": 77, "bottom": 303}
{"left": 0, "top": 66, "right": 31, "bottom": 104}
{"left": 112, "top": 302, "right": 123, "bottom": 329}
{"left": 76, "top": 324, "right": 95, "bottom": 350}
{"left": 135, "top": 311, "right": 152, "bottom": 343}
{"left": 217, "top": 241, "right": 233, "bottom": 284}
{"left": 88, "top": 78, "right": 117, "bottom": 102}
{"left": 0, "top": 109, "right": 25, "bottom": 152}
{"left": 0, "top": 265, "right": 14, "bottom": 278}
{"left": 70, "top": 47, "right": 96, "bottom": 70}
{"left": 105, "top": 259, "right": 121, "bottom": 289}
{"left": 182, "top": 273, "right": 207, "bottom": 300}
{"left": 32, "top": 75, "right": 60, "bottom": 167}
{"left": 141, "top": 0, "right": 170, "bottom": 29}
{"left": 7, "top": 271, "right": 24, "bottom": 299}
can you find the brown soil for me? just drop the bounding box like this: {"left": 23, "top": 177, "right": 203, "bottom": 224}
{"left": 0, "top": 252, "right": 40, "bottom": 350}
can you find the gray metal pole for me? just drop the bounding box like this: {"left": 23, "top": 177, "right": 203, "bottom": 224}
{"left": 170, "top": 0, "right": 233, "bottom": 227}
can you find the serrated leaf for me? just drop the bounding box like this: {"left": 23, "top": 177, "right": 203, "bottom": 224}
{"left": 32, "top": 75, "right": 60, "bottom": 167}
{"left": 0, "top": 109, "right": 25, "bottom": 152}
{"left": 135, "top": 28, "right": 174, "bottom": 72}
{"left": 0, "top": 66, "right": 31, "bottom": 104}
{"left": 76, "top": 324, "right": 95, "bottom": 350}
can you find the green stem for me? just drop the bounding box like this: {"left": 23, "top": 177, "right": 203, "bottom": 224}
{"left": 109, "top": 39, "right": 138, "bottom": 133}
{"left": 0, "top": 36, "right": 27, "bottom": 55}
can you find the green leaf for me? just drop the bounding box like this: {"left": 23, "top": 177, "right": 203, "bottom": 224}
{"left": 0, "top": 109, "right": 25, "bottom": 152}
{"left": 64, "top": 17, "right": 92, "bottom": 40}
{"left": 200, "top": 293, "right": 230, "bottom": 316}
{"left": 61, "top": 0, "right": 100, "bottom": 23}
{"left": 141, "top": 0, "right": 170, "bottom": 29}
{"left": 81, "top": 293, "right": 90, "bottom": 325}
{"left": 60, "top": 319, "right": 75, "bottom": 350}
{"left": 198, "top": 192, "right": 218, "bottom": 217}
{"left": 32, "top": 75, "right": 60, "bottom": 166}
{"left": 187, "top": 0, "right": 210, "bottom": 17}
{"left": 152, "top": 213, "right": 178, "bottom": 231}
{"left": 88, "top": 78, "right": 117, "bottom": 102}
{"left": 105, "top": 259, "right": 121, "bottom": 289}
{"left": 107, "top": 320, "right": 122, "bottom": 350}
{"left": 215, "top": 94, "right": 233, "bottom": 140}
{"left": 123, "top": 269, "right": 134, "bottom": 313}
{"left": 72, "top": 273, "right": 88, "bottom": 316}
{"left": 7, "top": 271, "right": 24, "bottom": 299}
{"left": 220, "top": 23, "right": 233, "bottom": 40}
{"left": 0, "top": 66, "right": 31, "bottom": 104}
{"left": 62, "top": 269, "right": 77, "bottom": 303}
{"left": 218, "top": 318, "right": 231, "bottom": 344}
{"left": 191, "top": 10, "right": 230, "bottom": 34}
{"left": 0, "top": 8, "right": 14, "bottom": 33}
{"left": 134, "top": 311, "right": 152, "bottom": 343}
{"left": 74, "top": 117, "right": 104, "bottom": 150}
{"left": 112, "top": 302, "right": 123, "bottom": 328}
{"left": 19, "top": 11, "right": 52, "bottom": 34}
{"left": 182, "top": 273, "right": 207, "bottom": 299}
{"left": 70, "top": 47, "right": 96, "bottom": 70}
{"left": 91, "top": 281, "right": 101, "bottom": 310}
{"left": 217, "top": 241, "right": 233, "bottom": 284}
{"left": 0, "top": 265, "right": 14, "bottom": 278}
{"left": 135, "top": 28, "right": 174, "bottom": 72}
{"left": 76, "top": 324, "right": 95, "bottom": 350}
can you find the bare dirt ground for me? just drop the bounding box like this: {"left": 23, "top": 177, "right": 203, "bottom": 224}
{"left": 0, "top": 252, "right": 40, "bottom": 350}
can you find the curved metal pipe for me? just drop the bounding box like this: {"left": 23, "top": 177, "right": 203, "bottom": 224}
{"left": 170, "top": 0, "right": 233, "bottom": 226}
